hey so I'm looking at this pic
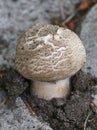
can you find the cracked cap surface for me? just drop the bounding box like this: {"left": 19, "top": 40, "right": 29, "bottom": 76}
{"left": 15, "top": 24, "right": 86, "bottom": 81}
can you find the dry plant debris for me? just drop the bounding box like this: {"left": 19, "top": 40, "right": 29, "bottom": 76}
{"left": 53, "top": 0, "right": 97, "bottom": 30}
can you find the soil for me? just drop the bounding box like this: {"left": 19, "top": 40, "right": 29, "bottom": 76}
{"left": 0, "top": 68, "right": 29, "bottom": 107}
{"left": 1, "top": 68, "right": 97, "bottom": 130}
{"left": 22, "top": 70, "right": 97, "bottom": 130}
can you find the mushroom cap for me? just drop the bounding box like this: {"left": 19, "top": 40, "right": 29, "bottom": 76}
{"left": 15, "top": 24, "right": 86, "bottom": 81}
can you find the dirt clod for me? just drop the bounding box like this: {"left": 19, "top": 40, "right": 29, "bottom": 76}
{"left": 0, "top": 68, "right": 29, "bottom": 106}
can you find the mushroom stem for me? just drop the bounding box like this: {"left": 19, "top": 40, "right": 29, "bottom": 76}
{"left": 31, "top": 78, "right": 70, "bottom": 100}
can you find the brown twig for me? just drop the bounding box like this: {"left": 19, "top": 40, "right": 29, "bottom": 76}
{"left": 59, "top": 0, "right": 65, "bottom": 20}
{"left": 63, "top": 0, "right": 97, "bottom": 24}
{"left": 84, "top": 111, "right": 92, "bottom": 130}
{"left": 0, "top": 97, "right": 9, "bottom": 109}
{"left": 0, "top": 71, "right": 7, "bottom": 78}
{"left": 21, "top": 96, "right": 36, "bottom": 116}
{"left": 77, "top": 0, "right": 97, "bottom": 11}
{"left": 63, "top": 10, "right": 78, "bottom": 24}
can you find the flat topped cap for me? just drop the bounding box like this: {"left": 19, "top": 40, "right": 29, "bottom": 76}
{"left": 15, "top": 24, "right": 86, "bottom": 81}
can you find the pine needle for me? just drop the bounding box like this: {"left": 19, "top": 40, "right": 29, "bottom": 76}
{"left": 0, "top": 97, "right": 9, "bottom": 108}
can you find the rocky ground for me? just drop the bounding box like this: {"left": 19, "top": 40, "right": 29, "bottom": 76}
{"left": 0, "top": 0, "right": 97, "bottom": 130}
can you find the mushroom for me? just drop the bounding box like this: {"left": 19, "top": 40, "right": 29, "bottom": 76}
{"left": 15, "top": 24, "right": 86, "bottom": 100}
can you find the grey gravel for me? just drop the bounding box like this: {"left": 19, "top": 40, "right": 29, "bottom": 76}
{"left": 0, "top": 0, "right": 84, "bottom": 43}
{"left": 0, "top": 89, "right": 53, "bottom": 130}
{"left": 80, "top": 4, "right": 97, "bottom": 77}
{"left": 0, "top": 0, "right": 79, "bottom": 44}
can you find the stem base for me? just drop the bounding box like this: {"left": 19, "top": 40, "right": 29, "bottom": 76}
{"left": 31, "top": 78, "right": 70, "bottom": 100}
